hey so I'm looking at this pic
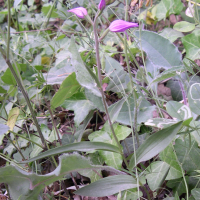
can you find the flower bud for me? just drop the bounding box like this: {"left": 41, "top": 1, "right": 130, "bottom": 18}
{"left": 98, "top": 0, "right": 106, "bottom": 10}
{"left": 68, "top": 7, "right": 88, "bottom": 19}
{"left": 109, "top": 20, "right": 138, "bottom": 32}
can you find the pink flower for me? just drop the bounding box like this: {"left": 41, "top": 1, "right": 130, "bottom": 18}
{"left": 98, "top": 0, "right": 106, "bottom": 10}
{"left": 109, "top": 20, "right": 138, "bottom": 32}
{"left": 68, "top": 7, "right": 88, "bottom": 19}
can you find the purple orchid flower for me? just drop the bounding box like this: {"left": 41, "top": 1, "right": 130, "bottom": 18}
{"left": 98, "top": 0, "right": 106, "bottom": 10}
{"left": 68, "top": 7, "right": 88, "bottom": 19}
{"left": 109, "top": 20, "right": 138, "bottom": 32}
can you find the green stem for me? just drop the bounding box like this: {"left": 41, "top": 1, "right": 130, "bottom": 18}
{"left": 93, "top": 13, "right": 129, "bottom": 168}
{"left": 172, "top": 144, "right": 189, "bottom": 200}
{"left": 10, "top": 130, "right": 44, "bottom": 149}
{"left": 0, "top": 47, "right": 46, "bottom": 149}
{"left": 7, "top": 0, "right": 11, "bottom": 59}
{"left": 4, "top": 134, "right": 26, "bottom": 160}
{"left": 124, "top": 1, "right": 141, "bottom": 198}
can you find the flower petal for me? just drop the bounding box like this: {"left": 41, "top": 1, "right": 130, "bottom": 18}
{"left": 109, "top": 20, "right": 138, "bottom": 32}
{"left": 68, "top": 7, "right": 88, "bottom": 19}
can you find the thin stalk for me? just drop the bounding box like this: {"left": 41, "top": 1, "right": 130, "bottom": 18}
{"left": 4, "top": 134, "right": 26, "bottom": 160}
{"left": 124, "top": 0, "right": 140, "bottom": 198}
{"left": 45, "top": 100, "right": 62, "bottom": 145}
{"left": 44, "top": 0, "right": 57, "bottom": 28}
{"left": 9, "top": 130, "right": 44, "bottom": 148}
{"left": 172, "top": 144, "right": 189, "bottom": 200}
{"left": 0, "top": 46, "right": 46, "bottom": 149}
{"left": 6, "top": 0, "right": 11, "bottom": 59}
{"left": 116, "top": 33, "right": 140, "bottom": 69}
{"left": 93, "top": 13, "right": 129, "bottom": 168}
{"left": 0, "top": 153, "right": 26, "bottom": 170}
{"left": 124, "top": 37, "right": 140, "bottom": 147}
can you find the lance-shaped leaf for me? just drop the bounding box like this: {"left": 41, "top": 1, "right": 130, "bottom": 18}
{"left": 20, "top": 141, "right": 120, "bottom": 163}
{"left": 129, "top": 121, "right": 182, "bottom": 168}
{"left": 75, "top": 175, "right": 137, "bottom": 197}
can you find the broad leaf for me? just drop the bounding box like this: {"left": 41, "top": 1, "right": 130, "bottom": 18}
{"left": 159, "top": 28, "right": 184, "bottom": 43}
{"left": 173, "top": 21, "right": 195, "bottom": 32}
{"left": 75, "top": 175, "right": 137, "bottom": 197}
{"left": 167, "top": 177, "right": 188, "bottom": 196}
{"left": 61, "top": 92, "right": 95, "bottom": 126}
{"left": 134, "top": 30, "right": 183, "bottom": 70}
{"left": 188, "top": 83, "right": 200, "bottom": 115}
{"left": 114, "top": 95, "right": 155, "bottom": 126}
{"left": 129, "top": 121, "right": 182, "bottom": 168}
{"left": 145, "top": 161, "right": 170, "bottom": 191}
{"left": 43, "top": 63, "right": 75, "bottom": 85}
{"left": 182, "top": 30, "right": 200, "bottom": 61}
{"left": 160, "top": 144, "right": 182, "bottom": 180}
{"left": 51, "top": 72, "right": 81, "bottom": 109}
{"left": 175, "top": 135, "right": 200, "bottom": 174}
{"left": 153, "top": 0, "right": 183, "bottom": 21}
{"left": 68, "top": 36, "right": 101, "bottom": 97}
{"left": 20, "top": 141, "right": 121, "bottom": 163}
{"left": 89, "top": 123, "right": 131, "bottom": 169}
{"left": 1, "top": 154, "right": 123, "bottom": 200}
{"left": 191, "top": 188, "right": 200, "bottom": 200}
{"left": 166, "top": 101, "right": 193, "bottom": 120}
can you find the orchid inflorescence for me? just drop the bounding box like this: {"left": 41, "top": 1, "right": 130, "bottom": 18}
{"left": 67, "top": 0, "right": 138, "bottom": 33}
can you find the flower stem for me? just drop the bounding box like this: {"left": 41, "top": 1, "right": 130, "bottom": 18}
{"left": 93, "top": 13, "right": 129, "bottom": 168}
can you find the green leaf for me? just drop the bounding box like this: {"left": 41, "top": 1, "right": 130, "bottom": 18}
{"left": 134, "top": 30, "right": 183, "bottom": 70}
{"left": 61, "top": 92, "right": 95, "bottom": 126}
{"left": 191, "top": 188, "right": 200, "bottom": 200}
{"left": 121, "top": 188, "right": 143, "bottom": 200}
{"left": 159, "top": 28, "right": 184, "bottom": 43}
{"left": 175, "top": 135, "right": 200, "bottom": 174}
{"left": 160, "top": 144, "right": 182, "bottom": 180}
{"left": 43, "top": 63, "right": 75, "bottom": 85}
{"left": 51, "top": 72, "right": 81, "bottom": 109}
{"left": 182, "top": 30, "right": 200, "bottom": 61}
{"left": 129, "top": 121, "right": 182, "bottom": 168}
{"left": 166, "top": 79, "right": 183, "bottom": 101}
{"left": 145, "top": 118, "right": 179, "bottom": 129}
{"left": 75, "top": 175, "right": 137, "bottom": 197}
{"left": 166, "top": 101, "right": 193, "bottom": 120}
{"left": 167, "top": 177, "right": 188, "bottom": 196}
{"left": 68, "top": 36, "right": 101, "bottom": 97}
{"left": 108, "top": 98, "right": 126, "bottom": 123}
{"left": 20, "top": 141, "right": 120, "bottom": 163}
{"left": 42, "top": 4, "right": 59, "bottom": 18}
{"left": 1, "top": 154, "right": 123, "bottom": 200}
{"left": 151, "top": 66, "right": 184, "bottom": 84}
{"left": 0, "top": 53, "right": 8, "bottom": 72}
{"left": 153, "top": 0, "right": 183, "bottom": 21}
{"left": 115, "top": 95, "right": 155, "bottom": 126}
{"left": 188, "top": 83, "right": 200, "bottom": 115}
{"left": 145, "top": 161, "right": 170, "bottom": 191}
{"left": 174, "top": 21, "right": 195, "bottom": 32}
{"left": 89, "top": 123, "right": 131, "bottom": 169}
